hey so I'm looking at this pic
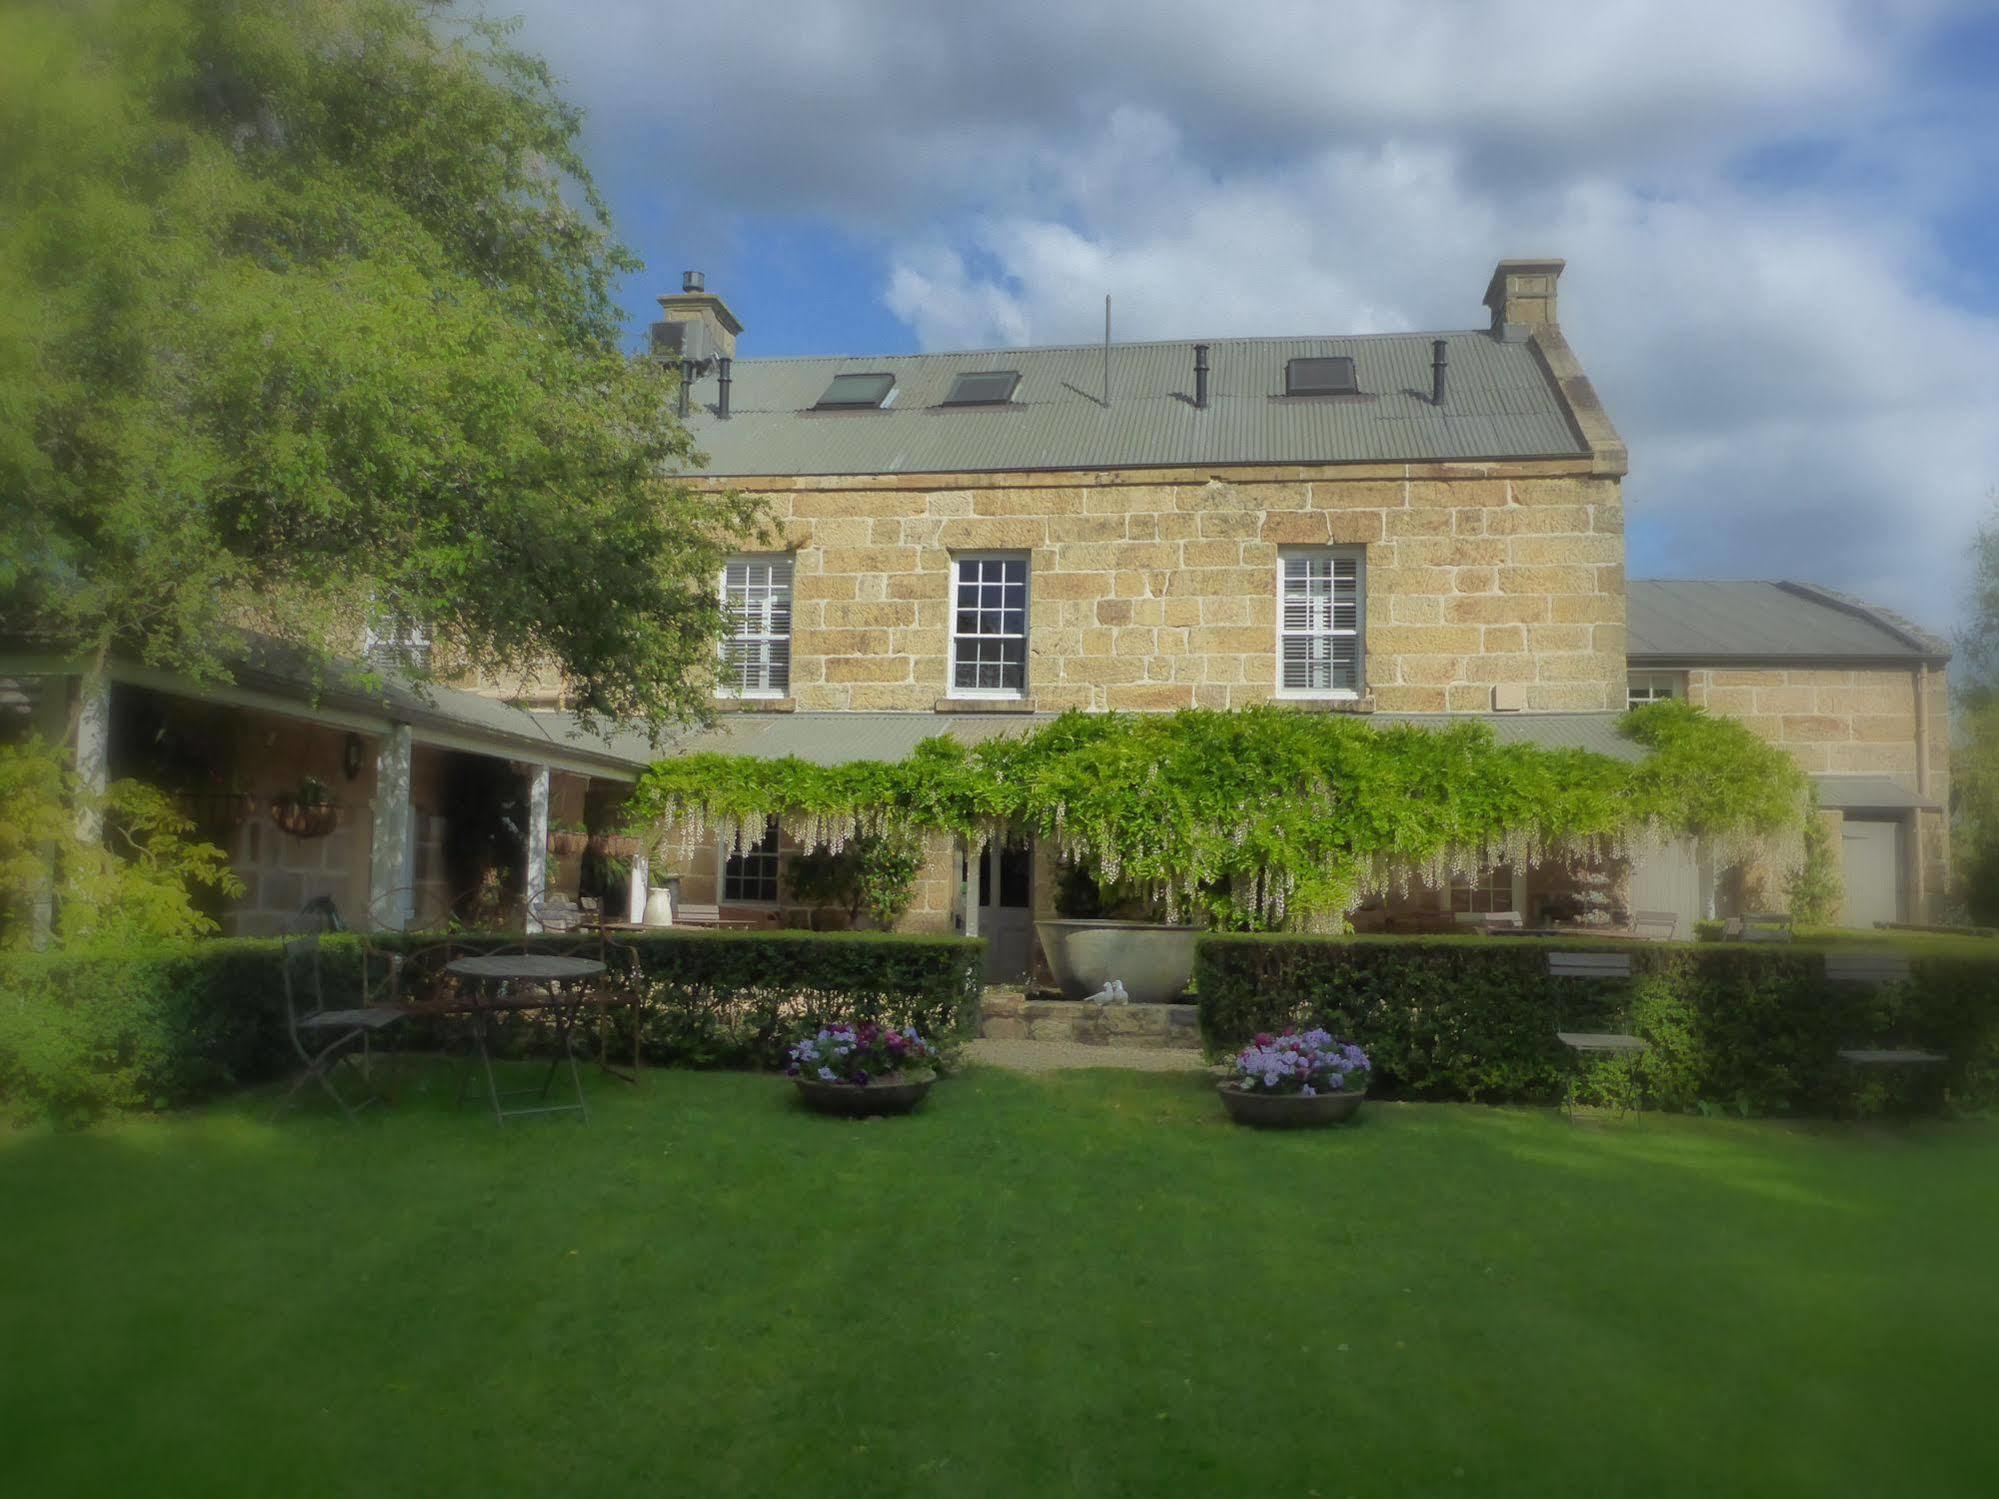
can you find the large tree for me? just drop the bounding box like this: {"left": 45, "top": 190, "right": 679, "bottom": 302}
{"left": 0, "top": 0, "right": 760, "bottom": 732}
{"left": 1955, "top": 493, "right": 1999, "bottom": 921}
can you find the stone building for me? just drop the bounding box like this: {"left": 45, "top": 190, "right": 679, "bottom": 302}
{"left": 638, "top": 258, "right": 1952, "bottom": 969}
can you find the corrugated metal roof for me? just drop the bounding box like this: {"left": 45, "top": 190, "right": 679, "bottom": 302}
{"left": 1813, "top": 775, "right": 1939, "bottom": 812}
{"left": 665, "top": 710, "right": 1645, "bottom": 766}
{"left": 1627, "top": 581, "right": 1948, "bottom": 663}
{"left": 680, "top": 330, "right": 1585, "bottom": 477}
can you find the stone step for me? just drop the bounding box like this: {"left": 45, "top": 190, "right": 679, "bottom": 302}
{"left": 978, "top": 991, "right": 1203, "bottom": 1051}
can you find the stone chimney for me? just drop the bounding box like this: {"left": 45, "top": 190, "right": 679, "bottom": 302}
{"left": 1483, "top": 258, "right": 1564, "bottom": 338}
{"left": 652, "top": 270, "right": 743, "bottom": 363}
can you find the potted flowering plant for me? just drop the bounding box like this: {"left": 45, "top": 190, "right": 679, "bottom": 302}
{"left": 270, "top": 775, "right": 340, "bottom": 839}
{"left": 1217, "top": 1028, "right": 1371, "bottom": 1128}
{"left": 787, "top": 1023, "right": 940, "bottom": 1116}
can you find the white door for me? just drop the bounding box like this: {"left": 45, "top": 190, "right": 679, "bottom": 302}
{"left": 1840, "top": 817, "right": 1904, "bottom": 929}
{"left": 972, "top": 840, "right": 1033, "bottom": 981}
{"left": 1626, "top": 838, "right": 1706, "bottom": 935}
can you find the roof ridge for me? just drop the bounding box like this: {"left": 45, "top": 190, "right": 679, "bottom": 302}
{"left": 725, "top": 327, "right": 1495, "bottom": 366}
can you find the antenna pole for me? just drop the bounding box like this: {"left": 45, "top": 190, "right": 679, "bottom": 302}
{"left": 1103, "top": 294, "right": 1111, "bottom": 409}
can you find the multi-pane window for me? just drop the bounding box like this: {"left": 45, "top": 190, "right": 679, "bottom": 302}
{"left": 1450, "top": 865, "right": 1514, "bottom": 914}
{"left": 721, "top": 819, "right": 780, "bottom": 904}
{"left": 1277, "top": 549, "right": 1363, "bottom": 696}
{"left": 720, "top": 557, "right": 793, "bottom": 697}
{"left": 363, "top": 617, "right": 431, "bottom": 673}
{"left": 951, "top": 555, "right": 1029, "bottom": 697}
{"left": 1627, "top": 671, "right": 1682, "bottom": 709}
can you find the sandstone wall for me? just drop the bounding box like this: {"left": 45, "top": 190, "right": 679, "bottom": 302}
{"left": 709, "top": 458, "right": 1626, "bottom": 715}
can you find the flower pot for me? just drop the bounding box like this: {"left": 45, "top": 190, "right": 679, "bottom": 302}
{"left": 1034, "top": 919, "right": 1200, "bottom": 1005}
{"left": 548, "top": 830, "right": 590, "bottom": 858}
{"left": 1217, "top": 1082, "right": 1366, "bottom": 1129}
{"left": 270, "top": 800, "right": 339, "bottom": 839}
{"left": 793, "top": 1074, "right": 935, "bottom": 1117}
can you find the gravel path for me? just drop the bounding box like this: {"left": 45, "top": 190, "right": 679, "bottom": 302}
{"left": 965, "top": 1039, "right": 1213, "bottom": 1073}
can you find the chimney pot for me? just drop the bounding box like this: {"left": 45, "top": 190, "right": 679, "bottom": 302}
{"left": 683, "top": 269, "right": 705, "bottom": 293}
{"left": 1482, "top": 258, "right": 1564, "bottom": 338}
{"left": 656, "top": 271, "right": 743, "bottom": 363}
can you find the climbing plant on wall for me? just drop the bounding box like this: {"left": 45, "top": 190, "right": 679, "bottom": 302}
{"left": 628, "top": 702, "right": 1807, "bottom": 931}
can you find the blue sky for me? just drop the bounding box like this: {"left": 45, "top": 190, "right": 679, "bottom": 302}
{"left": 498, "top": 0, "right": 1999, "bottom": 639}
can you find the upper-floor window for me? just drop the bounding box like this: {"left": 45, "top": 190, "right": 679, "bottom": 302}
{"left": 722, "top": 818, "right": 780, "bottom": 904}
{"left": 1627, "top": 670, "right": 1682, "bottom": 709}
{"left": 363, "top": 617, "right": 431, "bottom": 673}
{"left": 720, "top": 556, "right": 792, "bottom": 698}
{"left": 951, "top": 554, "right": 1029, "bottom": 698}
{"left": 1276, "top": 548, "right": 1363, "bottom": 697}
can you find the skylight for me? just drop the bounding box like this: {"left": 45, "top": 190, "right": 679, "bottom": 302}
{"left": 814, "top": 372, "right": 896, "bottom": 409}
{"left": 940, "top": 370, "right": 1020, "bottom": 406}
{"left": 1284, "top": 356, "right": 1359, "bottom": 397}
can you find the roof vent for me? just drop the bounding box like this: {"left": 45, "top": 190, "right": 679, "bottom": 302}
{"left": 682, "top": 269, "right": 705, "bottom": 293}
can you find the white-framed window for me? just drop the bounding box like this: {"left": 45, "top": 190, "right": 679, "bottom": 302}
{"left": 1627, "top": 670, "right": 1683, "bottom": 709}
{"left": 721, "top": 819, "right": 780, "bottom": 904}
{"left": 1276, "top": 548, "right": 1364, "bottom": 697}
{"left": 950, "top": 553, "right": 1029, "bottom": 698}
{"left": 363, "top": 617, "right": 431, "bottom": 673}
{"left": 719, "top": 556, "right": 793, "bottom": 698}
{"left": 1450, "top": 865, "right": 1514, "bottom": 914}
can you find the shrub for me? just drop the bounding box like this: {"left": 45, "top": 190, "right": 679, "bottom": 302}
{"left": 0, "top": 929, "right": 984, "bottom": 1125}
{"left": 1195, "top": 934, "right": 1999, "bottom": 1116}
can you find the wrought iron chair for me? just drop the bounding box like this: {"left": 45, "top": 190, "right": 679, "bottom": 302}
{"left": 273, "top": 933, "right": 407, "bottom": 1122}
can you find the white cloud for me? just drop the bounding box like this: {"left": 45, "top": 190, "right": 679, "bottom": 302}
{"left": 495, "top": 0, "right": 1997, "bottom": 634}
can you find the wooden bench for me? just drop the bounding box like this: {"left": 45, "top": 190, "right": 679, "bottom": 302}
{"left": 671, "top": 902, "right": 768, "bottom": 931}
{"left": 1724, "top": 912, "right": 1794, "bottom": 943}
{"left": 1629, "top": 909, "right": 1678, "bottom": 942}
{"left": 1837, "top": 1047, "right": 1946, "bottom": 1067}
{"left": 1548, "top": 950, "right": 1633, "bottom": 980}
{"left": 1824, "top": 951, "right": 1912, "bottom": 985}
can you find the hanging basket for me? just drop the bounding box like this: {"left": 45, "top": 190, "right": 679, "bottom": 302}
{"left": 548, "top": 830, "right": 591, "bottom": 858}
{"left": 270, "top": 799, "right": 340, "bottom": 839}
{"left": 589, "top": 834, "right": 642, "bottom": 858}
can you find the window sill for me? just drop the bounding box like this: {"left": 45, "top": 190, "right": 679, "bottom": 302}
{"left": 1272, "top": 694, "right": 1375, "bottom": 714}
{"left": 712, "top": 696, "right": 796, "bottom": 714}
{"left": 934, "top": 697, "right": 1038, "bottom": 714}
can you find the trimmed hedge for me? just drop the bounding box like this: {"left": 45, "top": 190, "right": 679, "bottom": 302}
{"left": 0, "top": 930, "right": 983, "bottom": 1126}
{"left": 1195, "top": 934, "right": 1999, "bottom": 1116}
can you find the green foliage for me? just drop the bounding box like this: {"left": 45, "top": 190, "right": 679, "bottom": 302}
{"left": 1785, "top": 801, "right": 1844, "bottom": 926}
{"left": 0, "top": 937, "right": 352, "bottom": 1125}
{"left": 780, "top": 833, "right": 926, "bottom": 929}
{"left": 0, "top": 0, "right": 764, "bottom": 730}
{"left": 0, "top": 930, "right": 981, "bottom": 1124}
{"left": 1953, "top": 493, "right": 1999, "bottom": 921}
{"left": 1194, "top": 934, "right": 1999, "bottom": 1116}
{"left": 632, "top": 701, "right": 1806, "bottom": 930}
{"left": 0, "top": 740, "right": 241, "bottom": 951}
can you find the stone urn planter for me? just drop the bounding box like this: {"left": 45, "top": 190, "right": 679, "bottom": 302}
{"left": 1217, "top": 1083, "right": 1366, "bottom": 1129}
{"left": 1034, "top": 919, "right": 1200, "bottom": 1005}
{"left": 792, "top": 1074, "right": 935, "bottom": 1117}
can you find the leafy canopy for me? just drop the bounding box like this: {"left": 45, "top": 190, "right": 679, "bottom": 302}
{"left": 629, "top": 702, "right": 1807, "bottom": 930}
{"left": 0, "top": 0, "right": 761, "bottom": 729}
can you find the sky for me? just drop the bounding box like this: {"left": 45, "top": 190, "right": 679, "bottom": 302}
{"left": 493, "top": 0, "right": 1999, "bottom": 641}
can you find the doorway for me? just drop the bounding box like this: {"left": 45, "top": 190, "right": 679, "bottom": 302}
{"left": 1840, "top": 816, "right": 1905, "bottom": 929}
{"left": 968, "top": 839, "right": 1033, "bottom": 982}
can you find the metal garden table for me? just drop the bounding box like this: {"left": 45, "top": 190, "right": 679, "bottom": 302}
{"left": 442, "top": 954, "right": 604, "bottom": 1124}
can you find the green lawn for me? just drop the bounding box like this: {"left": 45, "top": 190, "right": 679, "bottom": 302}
{"left": 2, "top": 1067, "right": 1995, "bottom": 1498}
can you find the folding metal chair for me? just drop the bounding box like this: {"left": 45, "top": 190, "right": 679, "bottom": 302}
{"left": 272, "top": 933, "right": 407, "bottom": 1122}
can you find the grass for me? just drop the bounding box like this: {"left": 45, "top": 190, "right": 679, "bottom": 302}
{"left": 2, "top": 1066, "right": 1996, "bottom": 1498}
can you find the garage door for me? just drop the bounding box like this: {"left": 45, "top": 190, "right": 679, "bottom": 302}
{"left": 1840, "top": 817, "right": 1903, "bottom": 929}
